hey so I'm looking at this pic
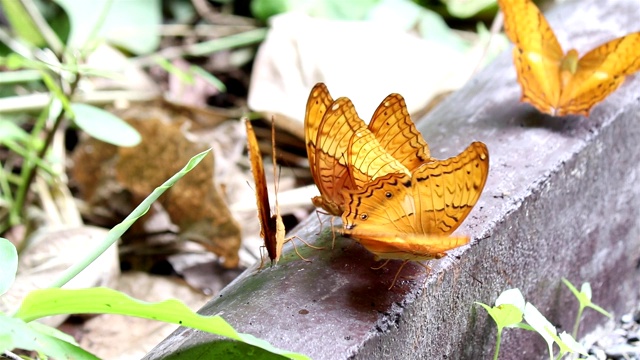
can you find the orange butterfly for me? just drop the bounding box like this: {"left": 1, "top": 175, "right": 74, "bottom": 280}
{"left": 498, "top": 0, "right": 640, "bottom": 116}
{"left": 245, "top": 118, "right": 319, "bottom": 266}
{"left": 342, "top": 142, "right": 489, "bottom": 288}
{"left": 304, "top": 83, "right": 430, "bottom": 216}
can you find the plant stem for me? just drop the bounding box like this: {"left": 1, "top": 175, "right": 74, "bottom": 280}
{"left": 20, "top": 0, "right": 64, "bottom": 54}
{"left": 133, "top": 28, "right": 268, "bottom": 67}
{"left": 573, "top": 305, "right": 584, "bottom": 339}
{"left": 12, "top": 75, "right": 80, "bottom": 224}
{"left": 493, "top": 329, "right": 502, "bottom": 360}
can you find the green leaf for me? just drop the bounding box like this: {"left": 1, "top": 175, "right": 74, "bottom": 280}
{"left": 0, "top": 0, "right": 46, "bottom": 46}
{"left": 27, "top": 321, "right": 80, "bottom": 345}
{"left": 523, "top": 302, "right": 558, "bottom": 359}
{"left": 251, "top": 0, "right": 380, "bottom": 21}
{"left": 40, "top": 71, "right": 73, "bottom": 115}
{"left": 190, "top": 65, "right": 226, "bottom": 92}
{"left": 251, "top": 0, "right": 290, "bottom": 21}
{"left": 71, "top": 103, "right": 141, "bottom": 147}
{"left": 15, "top": 288, "right": 310, "bottom": 359}
{"left": 557, "top": 331, "right": 588, "bottom": 357}
{"left": 562, "top": 278, "right": 612, "bottom": 318}
{"left": 367, "top": 0, "right": 467, "bottom": 51}
{"left": 54, "top": 0, "right": 161, "bottom": 54}
{"left": 477, "top": 302, "right": 523, "bottom": 330}
{"left": 580, "top": 282, "right": 592, "bottom": 300}
{"left": 495, "top": 288, "right": 525, "bottom": 312}
{"left": 0, "top": 238, "right": 17, "bottom": 295}
{"left": 153, "top": 56, "right": 194, "bottom": 84}
{"left": 0, "top": 313, "right": 99, "bottom": 359}
{"left": 442, "top": 0, "right": 497, "bottom": 19}
{"left": 4, "top": 53, "right": 31, "bottom": 70}
{"left": 0, "top": 120, "right": 30, "bottom": 144}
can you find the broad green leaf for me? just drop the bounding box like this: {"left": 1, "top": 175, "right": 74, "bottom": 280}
{"left": 54, "top": 0, "right": 161, "bottom": 54}
{"left": 15, "top": 288, "right": 310, "bottom": 359}
{"left": 0, "top": 0, "right": 46, "bottom": 46}
{"left": 71, "top": 103, "right": 141, "bottom": 147}
{"left": 495, "top": 288, "right": 525, "bottom": 312}
{"left": 476, "top": 302, "right": 523, "bottom": 329}
{"left": 0, "top": 313, "right": 98, "bottom": 359}
{"left": 0, "top": 238, "right": 17, "bottom": 295}
{"left": 442, "top": 0, "right": 497, "bottom": 19}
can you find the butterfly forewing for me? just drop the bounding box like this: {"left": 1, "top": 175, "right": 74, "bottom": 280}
{"left": 499, "top": 0, "right": 564, "bottom": 114}
{"left": 245, "top": 119, "right": 280, "bottom": 262}
{"left": 368, "top": 94, "right": 431, "bottom": 170}
{"left": 320, "top": 97, "right": 409, "bottom": 192}
{"left": 304, "top": 83, "right": 334, "bottom": 194}
{"left": 559, "top": 33, "right": 640, "bottom": 115}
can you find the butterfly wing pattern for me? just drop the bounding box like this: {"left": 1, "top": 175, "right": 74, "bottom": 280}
{"left": 245, "top": 119, "right": 285, "bottom": 265}
{"left": 304, "top": 85, "right": 411, "bottom": 215}
{"left": 560, "top": 34, "right": 640, "bottom": 115}
{"left": 303, "top": 83, "right": 490, "bottom": 287}
{"left": 498, "top": 0, "right": 640, "bottom": 116}
{"left": 343, "top": 142, "right": 489, "bottom": 236}
{"left": 368, "top": 93, "right": 432, "bottom": 171}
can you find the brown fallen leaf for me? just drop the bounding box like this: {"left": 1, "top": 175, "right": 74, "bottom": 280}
{"left": 72, "top": 102, "right": 242, "bottom": 268}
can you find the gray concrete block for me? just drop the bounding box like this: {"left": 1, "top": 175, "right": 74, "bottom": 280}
{"left": 144, "top": 0, "right": 640, "bottom": 358}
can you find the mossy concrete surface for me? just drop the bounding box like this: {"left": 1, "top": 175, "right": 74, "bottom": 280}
{"left": 144, "top": 0, "right": 640, "bottom": 358}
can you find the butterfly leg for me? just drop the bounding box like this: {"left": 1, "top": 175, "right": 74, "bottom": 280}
{"left": 371, "top": 259, "right": 392, "bottom": 270}
{"left": 388, "top": 260, "right": 411, "bottom": 290}
{"left": 314, "top": 210, "right": 339, "bottom": 248}
{"left": 329, "top": 216, "right": 337, "bottom": 249}
{"left": 315, "top": 209, "right": 325, "bottom": 233}
{"left": 257, "top": 245, "right": 267, "bottom": 270}
{"left": 315, "top": 209, "right": 332, "bottom": 233}
{"left": 285, "top": 235, "right": 324, "bottom": 262}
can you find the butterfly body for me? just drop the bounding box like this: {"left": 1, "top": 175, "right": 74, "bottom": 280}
{"left": 499, "top": 0, "right": 640, "bottom": 116}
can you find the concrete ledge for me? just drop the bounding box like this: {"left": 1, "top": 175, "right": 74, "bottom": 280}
{"left": 144, "top": 0, "right": 640, "bottom": 358}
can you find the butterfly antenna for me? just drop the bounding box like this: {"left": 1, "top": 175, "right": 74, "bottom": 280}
{"left": 451, "top": 254, "right": 483, "bottom": 285}
{"left": 270, "top": 116, "right": 280, "bottom": 208}
{"left": 472, "top": 10, "right": 504, "bottom": 77}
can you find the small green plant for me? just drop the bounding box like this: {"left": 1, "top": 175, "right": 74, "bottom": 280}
{"left": 561, "top": 278, "right": 611, "bottom": 339}
{"left": 477, "top": 278, "right": 610, "bottom": 360}
{"left": 0, "top": 150, "right": 309, "bottom": 360}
